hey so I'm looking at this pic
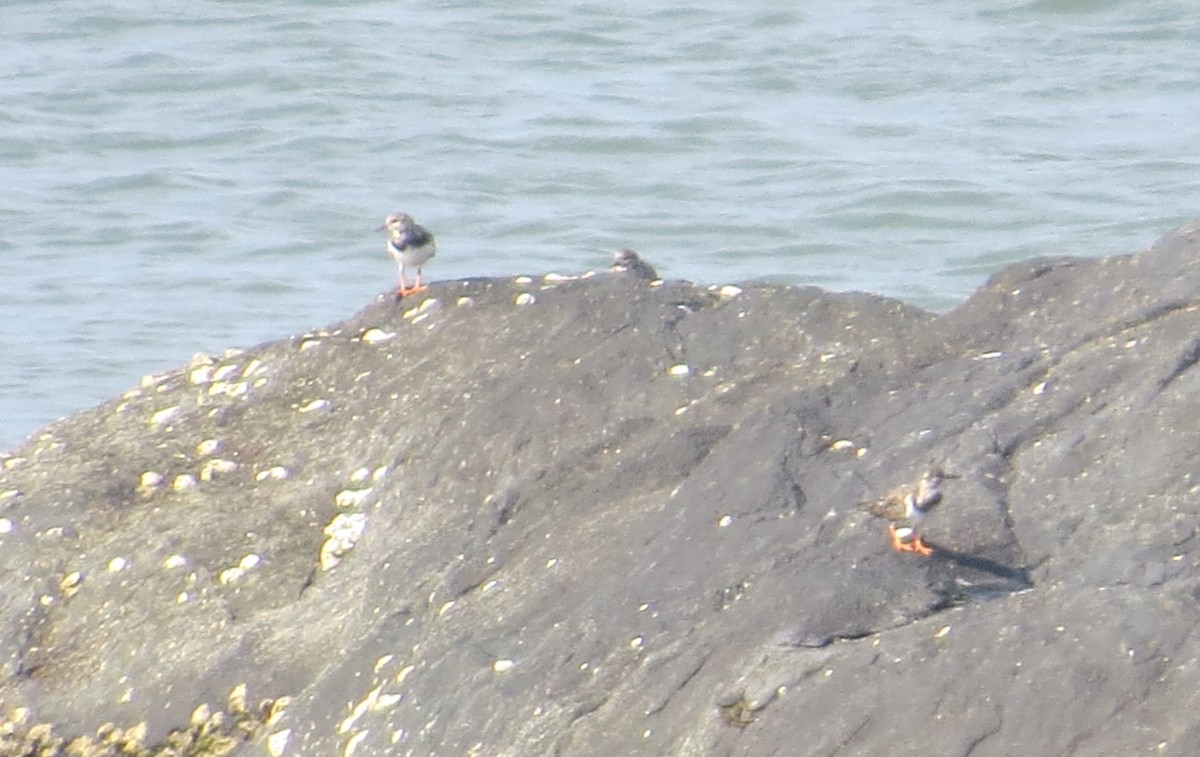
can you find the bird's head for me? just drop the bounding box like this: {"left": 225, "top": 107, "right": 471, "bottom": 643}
{"left": 379, "top": 213, "right": 413, "bottom": 232}
{"left": 922, "top": 466, "right": 961, "bottom": 487}
{"left": 613, "top": 248, "right": 638, "bottom": 264}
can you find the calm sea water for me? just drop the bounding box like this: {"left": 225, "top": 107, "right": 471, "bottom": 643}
{"left": 3, "top": 0, "right": 1199, "bottom": 450}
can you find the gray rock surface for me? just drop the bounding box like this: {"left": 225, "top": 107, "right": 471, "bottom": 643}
{"left": 3, "top": 221, "right": 1200, "bottom": 756}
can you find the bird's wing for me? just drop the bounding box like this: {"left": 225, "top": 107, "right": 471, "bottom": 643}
{"left": 858, "top": 498, "right": 898, "bottom": 519}
{"left": 407, "top": 226, "right": 435, "bottom": 248}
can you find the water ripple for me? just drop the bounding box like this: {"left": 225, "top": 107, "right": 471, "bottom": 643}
{"left": 3, "top": 0, "right": 1200, "bottom": 447}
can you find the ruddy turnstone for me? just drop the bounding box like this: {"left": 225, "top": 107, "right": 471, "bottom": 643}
{"left": 379, "top": 213, "right": 436, "bottom": 297}
{"left": 610, "top": 248, "right": 658, "bottom": 281}
{"left": 859, "top": 467, "right": 959, "bottom": 556}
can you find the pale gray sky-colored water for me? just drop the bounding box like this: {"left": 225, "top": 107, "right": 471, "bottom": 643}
{"left": 3, "top": 0, "right": 1199, "bottom": 449}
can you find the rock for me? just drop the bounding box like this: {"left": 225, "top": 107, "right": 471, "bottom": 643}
{"left": 3, "top": 221, "right": 1200, "bottom": 755}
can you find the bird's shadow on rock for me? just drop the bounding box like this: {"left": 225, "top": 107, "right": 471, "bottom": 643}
{"left": 923, "top": 539, "right": 1033, "bottom": 603}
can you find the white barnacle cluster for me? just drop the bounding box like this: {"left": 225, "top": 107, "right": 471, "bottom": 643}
{"left": 828, "top": 438, "right": 868, "bottom": 458}
{"left": 297, "top": 398, "right": 332, "bottom": 414}
{"left": 199, "top": 457, "right": 239, "bottom": 482}
{"left": 136, "top": 470, "right": 164, "bottom": 496}
{"left": 255, "top": 466, "right": 290, "bottom": 482}
{"left": 359, "top": 327, "right": 395, "bottom": 344}
{"left": 187, "top": 354, "right": 216, "bottom": 385}
{"left": 266, "top": 729, "right": 291, "bottom": 757}
{"left": 334, "top": 488, "right": 371, "bottom": 509}
{"left": 297, "top": 329, "right": 330, "bottom": 352}
{"left": 337, "top": 680, "right": 405, "bottom": 735}
{"left": 328, "top": 655, "right": 412, "bottom": 751}
{"left": 402, "top": 297, "right": 442, "bottom": 327}
{"left": 507, "top": 275, "right": 544, "bottom": 307}
{"left": 332, "top": 466, "right": 384, "bottom": 509}
{"left": 148, "top": 405, "right": 181, "bottom": 429}
{"left": 135, "top": 435, "right": 244, "bottom": 498}
{"left": 137, "top": 467, "right": 197, "bottom": 496}
{"left": 187, "top": 351, "right": 269, "bottom": 401}
{"left": 193, "top": 436, "right": 239, "bottom": 482}
{"left": 702, "top": 282, "right": 743, "bottom": 301}
{"left": 320, "top": 466, "right": 386, "bottom": 570}
{"left": 320, "top": 513, "right": 366, "bottom": 571}
{"left": 58, "top": 570, "right": 84, "bottom": 598}
{"left": 218, "top": 553, "right": 263, "bottom": 585}
{"left": 139, "top": 372, "right": 171, "bottom": 390}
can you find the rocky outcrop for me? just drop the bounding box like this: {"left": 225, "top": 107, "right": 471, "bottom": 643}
{"left": 3, "top": 222, "right": 1200, "bottom": 756}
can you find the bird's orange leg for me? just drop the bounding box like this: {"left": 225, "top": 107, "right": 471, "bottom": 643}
{"left": 396, "top": 271, "right": 426, "bottom": 298}
{"left": 408, "top": 269, "right": 427, "bottom": 294}
{"left": 398, "top": 270, "right": 431, "bottom": 298}
{"left": 910, "top": 535, "right": 934, "bottom": 557}
{"left": 888, "top": 525, "right": 934, "bottom": 556}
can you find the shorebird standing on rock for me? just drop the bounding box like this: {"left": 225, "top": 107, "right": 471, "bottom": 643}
{"left": 380, "top": 213, "right": 436, "bottom": 298}
{"left": 859, "top": 466, "right": 959, "bottom": 556}
{"left": 610, "top": 248, "right": 658, "bottom": 281}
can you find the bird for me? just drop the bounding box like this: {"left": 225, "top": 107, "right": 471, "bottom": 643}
{"left": 610, "top": 248, "right": 658, "bottom": 281}
{"left": 858, "top": 466, "right": 959, "bottom": 556}
{"left": 379, "top": 213, "right": 436, "bottom": 297}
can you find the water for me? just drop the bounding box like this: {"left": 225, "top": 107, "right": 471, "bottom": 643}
{"left": 3, "top": 0, "right": 1199, "bottom": 450}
